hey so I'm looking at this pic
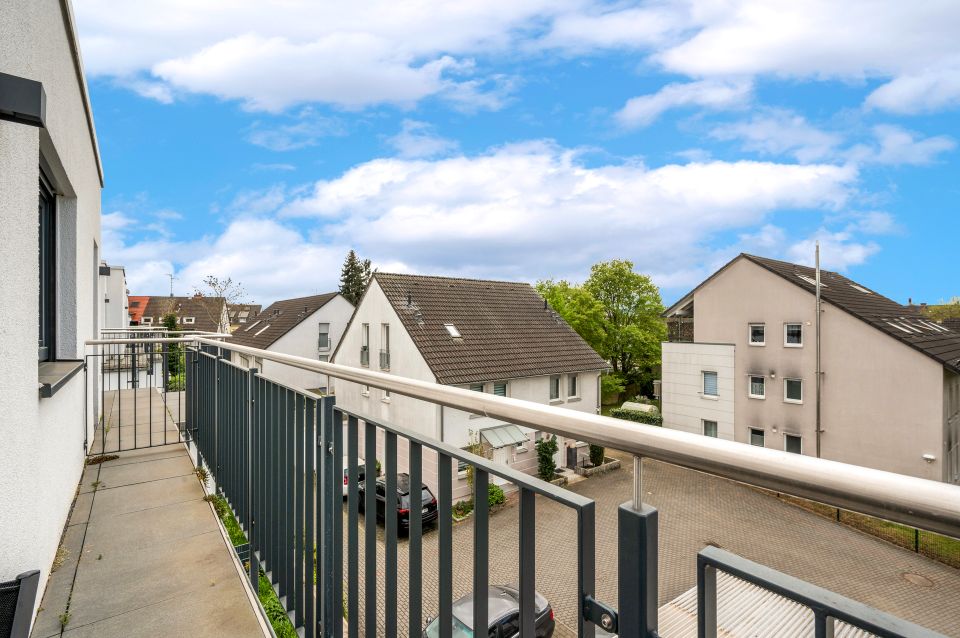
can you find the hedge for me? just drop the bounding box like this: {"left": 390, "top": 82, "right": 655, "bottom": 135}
{"left": 609, "top": 407, "right": 663, "bottom": 426}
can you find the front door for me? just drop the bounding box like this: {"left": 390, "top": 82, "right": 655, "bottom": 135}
{"left": 492, "top": 446, "right": 510, "bottom": 485}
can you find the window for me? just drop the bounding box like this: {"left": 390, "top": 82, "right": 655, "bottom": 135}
{"left": 182, "top": 317, "right": 195, "bottom": 325}
{"left": 318, "top": 323, "right": 330, "bottom": 350}
{"left": 784, "top": 378, "right": 803, "bottom": 403}
{"left": 568, "top": 374, "right": 579, "bottom": 399}
{"left": 457, "top": 456, "right": 469, "bottom": 476}
{"left": 380, "top": 323, "right": 390, "bottom": 369}
{"left": 38, "top": 176, "right": 55, "bottom": 361}
{"left": 470, "top": 383, "right": 484, "bottom": 392}
{"left": 703, "top": 420, "right": 718, "bottom": 438}
{"left": 785, "top": 434, "right": 802, "bottom": 454}
{"left": 784, "top": 323, "right": 803, "bottom": 347}
{"left": 499, "top": 613, "right": 520, "bottom": 638}
{"left": 749, "top": 428, "right": 765, "bottom": 447}
{"left": 749, "top": 323, "right": 765, "bottom": 346}
{"left": 318, "top": 355, "right": 329, "bottom": 363}
{"left": 360, "top": 323, "right": 370, "bottom": 367}
{"left": 493, "top": 382, "right": 507, "bottom": 397}
{"left": 748, "top": 375, "right": 765, "bottom": 399}
{"left": 549, "top": 375, "right": 561, "bottom": 401}
{"left": 702, "top": 371, "right": 718, "bottom": 397}
{"left": 142, "top": 316, "right": 153, "bottom": 324}
{"left": 444, "top": 323, "right": 461, "bottom": 338}
{"left": 382, "top": 388, "right": 391, "bottom": 402}
{"left": 362, "top": 385, "right": 370, "bottom": 397}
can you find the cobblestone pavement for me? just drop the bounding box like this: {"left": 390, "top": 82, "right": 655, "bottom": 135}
{"left": 346, "top": 452, "right": 960, "bottom": 636}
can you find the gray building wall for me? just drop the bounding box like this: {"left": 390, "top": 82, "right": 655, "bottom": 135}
{"left": 0, "top": 0, "right": 103, "bottom": 619}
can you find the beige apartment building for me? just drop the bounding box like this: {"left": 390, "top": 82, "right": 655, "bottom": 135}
{"left": 661, "top": 254, "right": 960, "bottom": 483}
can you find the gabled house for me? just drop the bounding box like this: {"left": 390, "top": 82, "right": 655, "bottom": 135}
{"left": 138, "top": 294, "right": 229, "bottom": 333}
{"left": 661, "top": 253, "right": 960, "bottom": 483}
{"left": 98, "top": 262, "right": 129, "bottom": 330}
{"left": 331, "top": 272, "right": 609, "bottom": 496}
{"left": 227, "top": 303, "right": 262, "bottom": 331}
{"left": 230, "top": 293, "right": 354, "bottom": 394}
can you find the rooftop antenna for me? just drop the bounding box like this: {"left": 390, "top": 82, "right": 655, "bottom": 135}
{"left": 167, "top": 273, "right": 176, "bottom": 297}
{"left": 815, "top": 241, "right": 822, "bottom": 458}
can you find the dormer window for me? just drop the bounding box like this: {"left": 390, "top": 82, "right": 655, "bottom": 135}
{"left": 444, "top": 323, "right": 461, "bottom": 338}
{"left": 182, "top": 317, "right": 195, "bottom": 325}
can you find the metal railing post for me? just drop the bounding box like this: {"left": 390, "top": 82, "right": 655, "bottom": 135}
{"left": 618, "top": 455, "right": 658, "bottom": 638}
{"left": 697, "top": 557, "right": 717, "bottom": 638}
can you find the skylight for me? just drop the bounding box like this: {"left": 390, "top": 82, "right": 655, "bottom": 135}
{"left": 797, "top": 274, "right": 827, "bottom": 287}
{"left": 245, "top": 320, "right": 261, "bottom": 332}
{"left": 849, "top": 284, "right": 872, "bottom": 294}
{"left": 444, "top": 323, "right": 461, "bottom": 338}
{"left": 885, "top": 321, "right": 912, "bottom": 334}
{"left": 255, "top": 324, "right": 271, "bottom": 336}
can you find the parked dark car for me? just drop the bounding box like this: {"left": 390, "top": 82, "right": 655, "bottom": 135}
{"left": 358, "top": 472, "right": 438, "bottom": 533}
{"left": 423, "top": 585, "right": 555, "bottom": 638}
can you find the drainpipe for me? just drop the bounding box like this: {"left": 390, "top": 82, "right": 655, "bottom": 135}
{"left": 815, "top": 241, "right": 823, "bottom": 458}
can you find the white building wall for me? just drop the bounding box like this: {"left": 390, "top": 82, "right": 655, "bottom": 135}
{"left": 945, "top": 370, "right": 960, "bottom": 484}
{"left": 0, "top": 0, "right": 103, "bottom": 618}
{"left": 661, "top": 342, "right": 736, "bottom": 439}
{"left": 255, "top": 295, "right": 354, "bottom": 392}
{"left": 99, "top": 265, "right": 128, "bottom": 330}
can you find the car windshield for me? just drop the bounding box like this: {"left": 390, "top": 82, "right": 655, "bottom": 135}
{"left": 424, "top": 616, "right": 473, "bottom": 638}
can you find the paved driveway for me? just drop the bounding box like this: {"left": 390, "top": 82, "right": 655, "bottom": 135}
{"left": 346, "top": 452, "right": 960, "bottom": 636}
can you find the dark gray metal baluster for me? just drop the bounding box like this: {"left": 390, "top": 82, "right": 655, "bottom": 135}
{"left": 305, "top": 398, "right": 316, "bottom": 638}
{"left": 408, "top": 442, "right": 422, "bottom": 638}
{"left": 320, "top": 397, "right": 336, "bottom": 638}
{"left": 577, "top": 502, "right": 596, "bottom": 638}
{"left": 248, "top": 369, "right": 259, "bottom": 590}
{"left": 295, "top": 393, "right": 305, "bottom": 628}
{"left": 384, "top": 431, "right": 398, "bottom": 638}
{"left": 473, "top": 468, "right": 489, "bottom": 638}
{"left": 286, "top": 388, "right": 296, "bottom": 605}
{"left": 364, "top": 422, "right": 377, "bottom": 636}
{"left": 438, "top": 453, "right": 453, "bottom": 638}
{"left": 519, "top": 487, "right": 536, "bottom": 638}
{"left": 330, "top": 405, "right": 343, "bottom": 638}
{"left": 619, "top": 502, "right": 659, "bottom": 638}
{"left": 697, "top": 558, "right": 717, "bottom": 638}
{"left": 347, "top": 416, "right": 360, "bottom": 638}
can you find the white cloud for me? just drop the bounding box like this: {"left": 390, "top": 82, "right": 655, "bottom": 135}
{"left": 787, "top": 231, "right": 880, "bottom": 271}
{"left": 866, "top": 62, "right": 960, "bottom": 114}
{"left": 247, "top": 109, "right": 346, "bottom": 151}
{"left": 281, "top": 141, "right": 858, "bottom": 285}
{"left": 859, "top": 125, "right": 955, "bottom": 165}
{"left": 386, "top": 120, "right": 459, "bottom": 159}
{"left": 710, "top": 109, "right": 842, "bottom": 163}
{"left": 616, "top": 79, "right": 751, "bottom": 128}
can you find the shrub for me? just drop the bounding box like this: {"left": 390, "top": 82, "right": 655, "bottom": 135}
{"left": 487, "top": 483, "right": 506, "bottom": 508}
{"left": 589, "top": 444, "right": 605, "bottom": 466}
{"left": 167, "top": 372, "right": 185, "bottom": 392}
{"left": 609, "top": 407, "right": 663, "bottom": 426}
{"left": 600, "top": 373, "right": 626, "bottom": 400}
{"left": 453, "top": 499, "right": 474, "bottom": 518}
{"left": 535, "top": 435, "right": 559, "bottom": 481}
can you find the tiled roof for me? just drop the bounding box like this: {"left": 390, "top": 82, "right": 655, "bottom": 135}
{"left": 230, "top": 293, "right": 340, "bottom": 350}
{"left": 373, "top": 272, "right": 609, "bottom": 385}
{"left": 141, "top": 295, "right": 227, "bottom": 333}
{"left": 128, "top": 295, "right": 149, "bottom": 323}
{"left": 228, "top": 303, "right": 262, "bottom": 327}
{"left": 743, "top": 254, "right": 960, "bottom": 374}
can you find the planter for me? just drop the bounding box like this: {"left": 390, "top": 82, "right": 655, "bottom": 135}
{"left": 575, "top": 457, "right": 621, "bottom": 477}
{"left": 549, "top": 474, "right": 568, "bottom": 487}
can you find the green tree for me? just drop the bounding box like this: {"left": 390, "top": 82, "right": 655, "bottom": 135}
{"left": 535, "top": 435, "right": 558, "bottom": 481}
{"left": 339, "top": 250, "right": 373, "bottom": 304}
{"left": 583, "top": 260, "right": 666, "bottom": 376}
{"left": 535, "top": 279, "right": 606, "bottom": 349}
{"left": 162, "top": 313, "right": 184, "bottom": 382}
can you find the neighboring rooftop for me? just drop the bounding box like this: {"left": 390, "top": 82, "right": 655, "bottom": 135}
{"left": 370, "top": 272, "right": 609, "bottom": 385}
{"left": 665, "top": 253, "right": 960, "bottom": 374}
{"left": 229, "top": 293, "right": 340, "bottom": 350}
{"left": 127, "top": 295, "right": 149, "bottom": 324}
{"left": 228, "top": 303, "right": 262, "bottom": 329}
{"left": 139, "top": 295, "right": 227, "bottom": 333}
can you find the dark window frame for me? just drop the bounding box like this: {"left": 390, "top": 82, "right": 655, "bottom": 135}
{"left": 38, "top": 172, "right": 56, "bottom": 362}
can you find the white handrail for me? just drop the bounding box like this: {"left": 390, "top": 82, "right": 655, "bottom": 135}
{"left": 85, "top": 334, "right": 960, "bottom": 538}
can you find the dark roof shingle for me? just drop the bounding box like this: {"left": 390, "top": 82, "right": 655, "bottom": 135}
{"left": 373, "top": 273, "right": 609, "bottom": 385}
{"left": 141, "top": 296, "right": 226, "bottom": 333}
{"left": 743, "top": 254, "right": 960, "bottom": 374}
{"left": 230, "top": 293, "right": 340, "bottom": 350}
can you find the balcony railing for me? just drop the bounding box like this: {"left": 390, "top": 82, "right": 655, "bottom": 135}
{"left": 379, "top": 348, "right": 390, "bottom": 370}
{"left": 85, "top": 334, "right": 960, "bottom": 638}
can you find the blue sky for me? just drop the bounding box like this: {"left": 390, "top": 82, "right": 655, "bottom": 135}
{"left": 77, "top": 1, "right": 960, "bottom": 306}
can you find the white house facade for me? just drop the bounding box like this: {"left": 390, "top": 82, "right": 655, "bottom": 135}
{"left": 231, "top": 292, "right": 354, "bottom": 393}
{"left": 332, "top": 273, "right": 608, "bottom": 499}
{"left": 98, "top": 262, "right": 129, "bottom": 330}
{"left": 0, "top": 0, "right": 103, "bottom": 623}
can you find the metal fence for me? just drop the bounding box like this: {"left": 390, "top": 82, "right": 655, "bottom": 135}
{"left": 84, "top": 335, "right": 960, "bottom": 638}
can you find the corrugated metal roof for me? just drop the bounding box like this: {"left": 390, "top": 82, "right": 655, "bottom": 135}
{"left": 479, "top": 424, "right": 527, "bottom": 449}
{"left": 658, "top": 571, "right": 877, "bottom": 637}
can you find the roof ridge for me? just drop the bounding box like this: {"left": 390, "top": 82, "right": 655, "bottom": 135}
{"left": 375, "top": 272, "right": 531, "bottom": 287}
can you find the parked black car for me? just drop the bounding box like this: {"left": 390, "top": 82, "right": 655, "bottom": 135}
{"left": 423, "top": 585, "right": 555, "bottom": 638}
{"left": 358, "top": 472, "right": 438, "bottom": 533}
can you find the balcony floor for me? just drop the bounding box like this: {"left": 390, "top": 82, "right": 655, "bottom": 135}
{"left": 31, "top": 444, "right": 266, "bottom": 638}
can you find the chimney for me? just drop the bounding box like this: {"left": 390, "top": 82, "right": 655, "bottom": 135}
{"left": 406, "top": 292, "right": 412, "bottom": 307}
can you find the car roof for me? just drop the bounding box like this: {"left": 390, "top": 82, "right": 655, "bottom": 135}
{"left": 450, "top": 586, "right": 546, "bottom": 629}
